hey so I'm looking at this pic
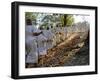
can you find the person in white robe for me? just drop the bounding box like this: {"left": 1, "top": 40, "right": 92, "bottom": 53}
{"left": 25, "top": 19, "right": 48, "bottom": 64}
{"left": 25, "top": 19, "right": 41, "bottom": 64}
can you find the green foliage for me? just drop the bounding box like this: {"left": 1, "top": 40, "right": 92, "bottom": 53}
{"left": 25, "top": 12, "right": 37, "bottom": 21}
{"left": 60, "top": 14, "right": 74, "bottom": 27}
{"left": 66, "top": 15, "right": 74, "bottom": 26}
{"left": 25, "top": 12, "right": 74, "bottom": 28}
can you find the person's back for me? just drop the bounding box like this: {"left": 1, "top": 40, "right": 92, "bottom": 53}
{"left": 25, "top": 19, "right": 38, "bottom": 64}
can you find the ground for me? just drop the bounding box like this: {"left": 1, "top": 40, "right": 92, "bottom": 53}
{"left": 63, "top": 43, "right": 89, "bottom": 66}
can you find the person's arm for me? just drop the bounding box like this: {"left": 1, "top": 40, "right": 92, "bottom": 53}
{"left": 32, "top": 31, "right": 43, "bottom": 36}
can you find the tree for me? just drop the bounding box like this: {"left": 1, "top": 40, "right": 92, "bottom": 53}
{"left": 25, "top": 12, "right": 37, "bottom": 21}
{"left": 40, "top": 14, "right": 62, "bottom": 29}
{"left": 40, "top": 14, "right": 55, "bottom": 29}
{"left": 25, "top": 12, "right": 75, "bottom": 28}
{"left": 60, "top": 14, "right": 74, "bottom": 27}
{"left": 25, "top": 12, "right": 40, "bottom": 25}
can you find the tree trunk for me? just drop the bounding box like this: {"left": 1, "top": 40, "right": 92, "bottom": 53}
{"left": 64, "top": 14, "right": 68, "bottom": 27}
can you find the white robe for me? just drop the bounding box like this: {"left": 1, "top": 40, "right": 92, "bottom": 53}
{"left": 25, "top": 25, "right": 39, "bottom": 63}
{"left": 42, "top": 30, "right": 54, "bottom": 49}
{"left": 37, "top": 34, "right": 47, "bottom": 55}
